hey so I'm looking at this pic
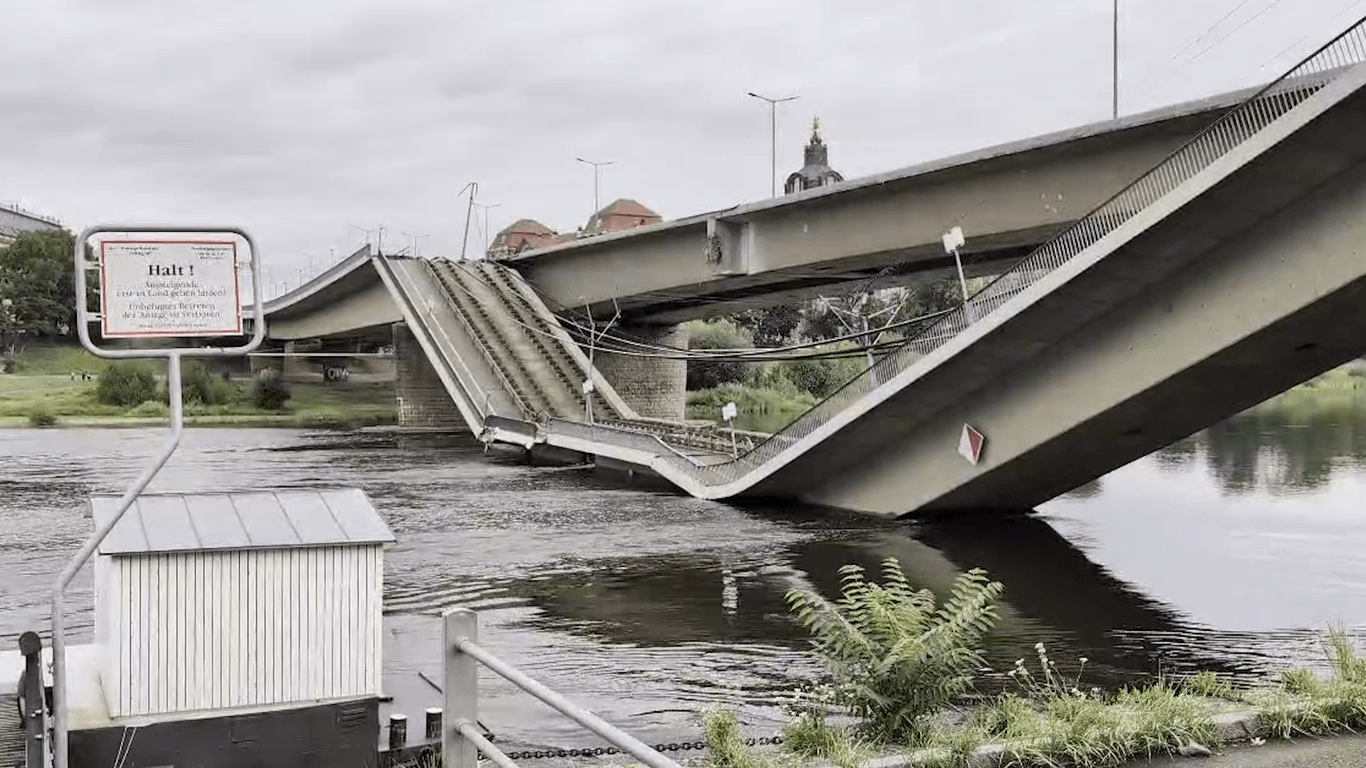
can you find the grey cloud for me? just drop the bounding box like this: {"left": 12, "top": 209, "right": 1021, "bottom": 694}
{"left": 0, "top": 0, "right": 1356, "bottom": 282}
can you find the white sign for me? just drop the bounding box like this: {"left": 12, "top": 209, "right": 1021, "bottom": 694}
{"left": 100, "top": 239, "right": 243, "bottom": 338}
{"left": 721, "top": 402, "right": 738, "bottom": 422}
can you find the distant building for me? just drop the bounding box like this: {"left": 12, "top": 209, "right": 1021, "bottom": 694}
{"left": 0, "top": 202, "right": 62, "bottom": 248}
{"left": 487, "top": 199, "right": 662, "bottom": 259}
{"left": 785, "top": 117, "right": 844, "bottom": 194}
{"left": 580, "top": 198, "right": 662, "bottom": 236}
{"left": 487, "top": 218, "right": 567, "bottom": 258}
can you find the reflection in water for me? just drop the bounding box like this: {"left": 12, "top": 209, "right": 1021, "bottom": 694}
{"left": 1192, "top": 388, "right": 1366, "bottom": 496}
{"left": 0, "top": 381, "right": 1363, "bottom": 747}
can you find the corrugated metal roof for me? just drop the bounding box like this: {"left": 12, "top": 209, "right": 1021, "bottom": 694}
{"left": 91, "top": 489, "right": 396, "bottom": 555}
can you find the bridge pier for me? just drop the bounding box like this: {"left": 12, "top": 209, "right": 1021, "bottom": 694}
{"left": 392, "top": 322, "right": 462, "bottom": 431}
{"left": 588, "top": 323, "right": 688, "bottom": 420}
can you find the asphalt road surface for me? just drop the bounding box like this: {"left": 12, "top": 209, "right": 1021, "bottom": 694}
{"left": 1138, "top": 734, "right": 1366, "bottom": 767}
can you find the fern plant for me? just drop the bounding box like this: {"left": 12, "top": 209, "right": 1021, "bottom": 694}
{"left": 785, "top": 558, "right": 1004, "bottom": 744}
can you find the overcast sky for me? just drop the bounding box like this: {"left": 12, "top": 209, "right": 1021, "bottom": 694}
{"left": 3, "top": 0, "right": 1363, "bottom": 293}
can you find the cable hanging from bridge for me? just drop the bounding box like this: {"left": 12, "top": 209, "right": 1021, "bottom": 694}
{"left": 440, "top": 259, "right": 960, "bottom": 362}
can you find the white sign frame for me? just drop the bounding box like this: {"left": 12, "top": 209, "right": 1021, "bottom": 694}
{"left": 75, "top": 225, "right": 266, "bottom": 358}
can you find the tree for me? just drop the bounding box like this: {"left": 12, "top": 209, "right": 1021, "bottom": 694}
{"left": 732, "top": 304, "right": 802, "bottom": 347}
{"left": 685, "top": 319, "right": 751, "bottom": 390}
{"left": 0, "top": 229, "right": 77, "bottom": 338}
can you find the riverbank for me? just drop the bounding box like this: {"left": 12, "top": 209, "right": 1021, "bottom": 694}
{"left": 0, "top": 374, "right": 397, "bottom": 429}
{"left": 687, "top": 360, "right": 1366, "bottom": 431}
{"left": 684, "top": 632, "right": 1366, "bottom": 768}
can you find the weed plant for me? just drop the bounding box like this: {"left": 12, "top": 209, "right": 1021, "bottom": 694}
{"left": 784, "top": 558, "right": 1003, "bottom": 744}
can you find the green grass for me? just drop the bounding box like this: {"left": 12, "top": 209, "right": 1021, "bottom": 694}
{"left": 0, "top": 374, "right": 396, "bottom": 429}
{"left": 687, "top": 384, "right": 817, "bottom": 420}
{"left": 5, "top": 344, "right": 111, "bottom": 376}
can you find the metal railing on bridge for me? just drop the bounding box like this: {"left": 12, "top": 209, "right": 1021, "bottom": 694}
{"left": 646, "top": 15, "right": 1366, "bottom": 488}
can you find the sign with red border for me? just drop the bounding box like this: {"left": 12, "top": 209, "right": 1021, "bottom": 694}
{"left": 958, "top": 423, "right": 985, "bottom": 466}
{"left": 100, "top": 240, "right": 243, "bottom": 338}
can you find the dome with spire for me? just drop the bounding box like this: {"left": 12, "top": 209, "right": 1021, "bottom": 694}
{"left": 784, "top": 117, "right": 843, "bottom": 194}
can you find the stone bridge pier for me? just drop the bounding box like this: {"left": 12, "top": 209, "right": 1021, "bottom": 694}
{"left": 393, "top": 322, "right": 462, "bottom": 430}
{"left": 582, "top": 323, "right": 688, "bottom": 421}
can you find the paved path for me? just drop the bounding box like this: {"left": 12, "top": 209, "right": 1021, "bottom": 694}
{"left": 1138, "top": 734, "right": 1366, "bottom": 767}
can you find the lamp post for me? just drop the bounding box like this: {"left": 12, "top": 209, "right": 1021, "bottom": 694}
{"left": 575, "top": 158, "right": 613, "bottom": 217}
{"left": 401, "top": 231, "right": 429, "bottom": 259}
{"left": 471, "top": 202, "right": 501, "bottom": 257}
{"left": 1113, "top": 0, "right": 1119, "bottom": 119}
{"left": 747, "top": 91, "right": 799, "bottom": 197}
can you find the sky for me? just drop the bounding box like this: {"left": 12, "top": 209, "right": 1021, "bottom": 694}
{"left": 2, "top": 0, "right": 1364, "bottom": 295}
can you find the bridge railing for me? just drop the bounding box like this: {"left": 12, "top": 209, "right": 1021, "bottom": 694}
{"left": 657, "top": 15, "right": 1366, "bottom": 488}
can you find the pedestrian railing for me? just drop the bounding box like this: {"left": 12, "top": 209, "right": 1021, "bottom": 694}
{"left": 439, "top": 608, "right": 684, "bottom": 768}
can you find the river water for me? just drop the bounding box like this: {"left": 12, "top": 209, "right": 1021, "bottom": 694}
{"left": 1, "top": 382, "right": 1364, "bottom": 751}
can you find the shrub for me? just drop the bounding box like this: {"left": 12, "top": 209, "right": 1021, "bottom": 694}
{"left": 178, "top": 361, "right": 233, "bottom": 405}
{"left": 27, "top": 406, "right": 57, "bottom": 427}
{"left": 129, "top": 400, "right": 169, "bottom": 418}
{"left": 252, "top": 370, "right": 291, "bottom": 410}
{"left": 784, "top": 350, "right": 866, "bottom": 398}
{"left": 96, "top": 362, "right": 158, "bottom": 406}
{"left": 686, "top": 319, "right": 751, "bottom": 390}
{"left": 785, "top": 558, "right": 1004, "bottom": 743}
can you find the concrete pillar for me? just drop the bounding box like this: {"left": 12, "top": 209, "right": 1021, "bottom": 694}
{"left": 590, "top": 323, "right": 688, "bottom": 420}
{"left": 282, "top": 340, "right": 312, "bottom": 380}
{"left": 393, "top": 322, "right": 462, "bottom": 430}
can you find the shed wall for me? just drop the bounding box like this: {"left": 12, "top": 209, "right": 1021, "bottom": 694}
{"left": 98, "top": 545, "right": 384, "bottom": 718}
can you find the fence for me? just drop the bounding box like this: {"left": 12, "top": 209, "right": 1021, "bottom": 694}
{"left": 437, "top": 609, "right": 683, "bottom": 768}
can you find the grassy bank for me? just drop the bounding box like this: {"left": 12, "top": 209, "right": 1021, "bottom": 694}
{"left": 0, "top": 373, "right": 397, "bottom": 429}
{"left": 693, "top": 559, "right": 1366, "bottom": 768}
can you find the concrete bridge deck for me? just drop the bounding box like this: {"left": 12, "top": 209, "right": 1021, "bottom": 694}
{"left": 247, "top": 18, "right": 1366, "bottom": 517}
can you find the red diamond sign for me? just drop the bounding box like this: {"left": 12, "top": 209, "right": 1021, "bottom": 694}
{"left": 958, "top": 424, "right": 985, "bottom": 466}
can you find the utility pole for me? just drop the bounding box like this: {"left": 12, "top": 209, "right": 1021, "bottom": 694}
{"left": 457, "top": 181, "right": 478, "bottom": 260}
{"left": 748, "top": 92, "right": 799, "bottom": 197}
{"left": 576, "top": 158, "right": 613, "bottom": 217}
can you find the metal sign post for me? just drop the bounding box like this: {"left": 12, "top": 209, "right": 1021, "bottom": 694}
{"left": 942, "top": 226, "right": 975, "bottom": 325}
{"left": 51, "top": 225, "right": 266, "bottom": 768}
{"left": 722, "top": 401, "right": 738, "bottom": 457}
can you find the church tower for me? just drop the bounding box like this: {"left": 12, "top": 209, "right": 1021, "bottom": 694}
{"left": 784, "top": 117, "right": 844, "bottom": 194}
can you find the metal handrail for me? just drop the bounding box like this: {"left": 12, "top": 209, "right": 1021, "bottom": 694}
{"left": 639, "top": 15, "right": 1366, "bottom": 488}
{"left": 441, "top": 609, "right": 683, "bottom": 768}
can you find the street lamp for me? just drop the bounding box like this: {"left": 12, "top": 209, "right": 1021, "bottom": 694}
{"left": 471, "top": 202, "right": 501, "bottom": 256}
{"left": 575, "top": 158, "right": 613, "bottom": 217}
{"left": 748, "top": 91, "right": 799, "bottom": 197}
{"left": 401, "top": 231, "right": 429, "bottom": 259}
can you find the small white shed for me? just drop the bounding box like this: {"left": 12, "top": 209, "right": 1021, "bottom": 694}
{"left": 91, "top": 488, "right": 395, "bottom": 719}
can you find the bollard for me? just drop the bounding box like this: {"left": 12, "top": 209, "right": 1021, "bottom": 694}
{"left": 19, "top": 632, "right": 45, "bottom": 768}
{"left": 425, "top": 708, "right": 442, "bottom": 741}
{"left": 389, "top": 713, "right": 408, "bottom": 750}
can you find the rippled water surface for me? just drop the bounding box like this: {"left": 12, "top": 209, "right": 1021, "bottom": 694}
{"left": 1, "top": 382, "right": 1364, "bottom": 750}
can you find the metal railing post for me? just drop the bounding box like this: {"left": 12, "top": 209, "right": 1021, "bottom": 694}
{"left": 444, "top": 609, "right": 480, "bottom": 768}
